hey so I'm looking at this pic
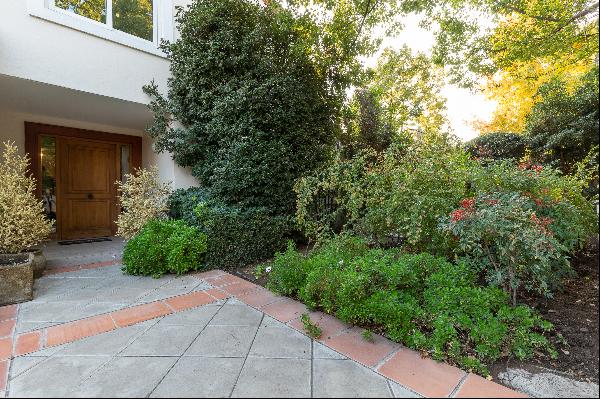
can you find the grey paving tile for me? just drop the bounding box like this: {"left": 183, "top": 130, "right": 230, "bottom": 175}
{"left": 231, "top": 358, "right": 311, "bottom": 398}
{"left": 312, "top": 359, "right": 393, "bottom": 398}
{"left": 69, "top": 357, "right": 177, "bottom": 398}
{"left": 54, "top": 324, "right": 148, "bottom": 356}
{"left": 249, "top": 322, "right": 311, "bottom": 359}
{"left": 150, "top": 357, "right": 244, "bottom": 398}
{"left": 313, "top": 341, "right": 347, "bottom": 360}
{"left": 389, "top": 382, "right": 422, "bottom": 398}
{"left": 7, "top": 356, "right": 107, "bottom": 398}
{"left": 121, "top": 324, "right": 204, "bottom": 356}
{"left": 209, "top": 304, "right": 263, "bottom": 326}
{"left": 8, "top": 357, "right": 48, "bottom": 379}
{"left": 185, "top": 325, "right": 258, "bottom": 357}
{"left": 157, "top": 304, "right": 220, "bottom": 326}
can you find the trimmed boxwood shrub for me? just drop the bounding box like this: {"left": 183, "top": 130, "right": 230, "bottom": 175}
{"left": 167, "top": 188, "right": 292, "bottom": 269}
{"left": 193, "top": 202, "right": 292, "bottom": 269}
{"left": 122, "top": 219, "right": 207, "bottom": 277}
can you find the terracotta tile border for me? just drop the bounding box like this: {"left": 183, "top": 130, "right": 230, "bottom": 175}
{"left": 0, "top": 270, "right": 527, "bottom": 398}
{"left": 43, "top": 259, "right": 122, "bottom": 276}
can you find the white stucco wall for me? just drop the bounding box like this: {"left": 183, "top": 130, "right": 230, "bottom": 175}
{"left": 0, "top": 0, "right": 171, "bottom": 104}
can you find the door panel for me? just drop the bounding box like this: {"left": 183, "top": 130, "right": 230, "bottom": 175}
{"left": 59, "top": 138, "right": 117, "bottom": 239}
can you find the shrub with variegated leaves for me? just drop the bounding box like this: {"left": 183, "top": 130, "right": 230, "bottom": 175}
{"left": 116, "top": 166, "right": 172, "bottom": 240}
{"left": 0, "top": 141, "right": 53, "bottom": 254}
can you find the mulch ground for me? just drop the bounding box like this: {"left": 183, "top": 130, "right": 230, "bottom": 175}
{"left": 234, "top": 241, "right": 600, "bottom": 384}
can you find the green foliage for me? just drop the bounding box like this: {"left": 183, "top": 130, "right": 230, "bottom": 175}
{"left": 296, "top": 137, "right": 475, "bottom": 254}
{"left": 300, "top": 313, "right": 323, "bottom": 339}
{"left": 440, "top": 193, "right": 569, "bottom": 305}
{"left": 168, "top": 187, "right": 210, "bottom": 224}
{"left": 265, "top": 236, "right": 556, "bottom": 375}
{"left": 143, "top": 0, "right": 336, "bottom": 214}
{"left": 193, "top": 202, "right": 292, "bottom": 269}
{"left": 470, "top": 161, "right": 597, "bottom": 254}
{"left": 526, "top": 66, "right": 599, "bottom": 174}
{"left": 122, "top": 219, "right": 207, "bottom": 278}
{"left": 464, "top": 132, "right": 527, "bottom": 162}
{"left": 403, "top": 0, "right": 599, "bottom": 86}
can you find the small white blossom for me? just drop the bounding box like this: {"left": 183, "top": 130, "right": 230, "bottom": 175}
{"left": 265, "top": 266, "right": 272, "bottom": 273}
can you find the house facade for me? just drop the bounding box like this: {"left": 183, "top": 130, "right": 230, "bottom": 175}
{"left": 0, "top": 0, "right": 197, "bottom": 239}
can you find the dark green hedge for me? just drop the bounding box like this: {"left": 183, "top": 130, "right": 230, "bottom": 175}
{"left": 464, "top": 132, "right": 526, "bottom": 162}
{"left": 168, "top": 188, "right": 292, "bottom": 269}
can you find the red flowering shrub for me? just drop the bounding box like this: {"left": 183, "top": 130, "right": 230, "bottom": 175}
{"left": 441, "top": 192, "right": 569, "bottom": 305}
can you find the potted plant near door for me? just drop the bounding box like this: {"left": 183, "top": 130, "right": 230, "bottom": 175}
{"left": 0, "top": 141, "right": 53, "bottom": 305}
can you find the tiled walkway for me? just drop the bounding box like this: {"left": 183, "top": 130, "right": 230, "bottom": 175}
{"left": 0, "top": 242, "right": 526, "bottom": 398}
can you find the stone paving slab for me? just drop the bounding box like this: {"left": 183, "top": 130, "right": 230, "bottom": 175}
{"left": 0, "top": 258, "right": 528, "bottom": 398}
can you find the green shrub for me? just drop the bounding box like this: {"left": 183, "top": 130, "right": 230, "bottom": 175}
{"left": 296, "top": 138, "right": 475, "bottom": 254}
{"left": 264, "top": 236, "right": 556, "bottom": 375}
{"left": 194, "top": 202, "right": 292, "bottom": 269}
{"left": 464, "top": 132, "right": 526, "bottom": 162}
{"left": 143, "top": 0, "right": 336, "bottom": 214}
{"left": 122, "top": 219, "right": 207, "bottom": 277}
{"left": 168, "top": 187, "right": 210, "bottom": 224}
{"left": 441, "top": 192, "right": 570, "bottom": 304}
{"left": 470, "top": 161, "right": 597, "bottom": 253}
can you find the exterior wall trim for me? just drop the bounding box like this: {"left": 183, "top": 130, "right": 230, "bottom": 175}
{"left": 26, "top": 0, "right": 173, "bottom": 58}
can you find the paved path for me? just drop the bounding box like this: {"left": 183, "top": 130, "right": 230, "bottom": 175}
{"left": 0, "top": 241, "right": 525, "bottom": 398}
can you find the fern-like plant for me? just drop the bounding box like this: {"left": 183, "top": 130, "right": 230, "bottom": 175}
{"left": 0, "top": 142, "right": 53, "bottom": 254}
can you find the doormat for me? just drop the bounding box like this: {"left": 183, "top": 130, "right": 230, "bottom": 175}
{"left": 58, "top": 237, "right": 112, "bottom": 245}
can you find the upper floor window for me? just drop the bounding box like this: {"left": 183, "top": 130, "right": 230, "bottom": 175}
{"left": 54, "top": 0, "right": 155, "bottom": 42}
{"left": 28, "top": 0, "right": 172, "bottom": 56}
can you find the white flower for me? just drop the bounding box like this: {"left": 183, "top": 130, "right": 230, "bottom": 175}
{"left": 265, "top": 266, "right": 272, "bottom": 273}
{"left": 338, "top": 260, "right": 344, "bottom": 265}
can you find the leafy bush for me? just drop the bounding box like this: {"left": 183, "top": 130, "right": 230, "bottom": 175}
{"left": 264, "top": 236, "right": 556, "bottom": 375}
{"left": 464, "top": 132, "right": 526, "bottom": 162}
{"left": 193, "top": 202, "right": 291, "bottom": 269}
{"left": 143, "top": 0, "right": 335, "bottom": 214}
{"left": 0, "top": 141, "right": 53, "bottom": 254}
{"left": 116, "top": 166, "right": 172, "bottom": 240}
{"left": 440, "top": 192, "right": 569, "bottom": 304}
{"left": 470, "top": 161, "right": 597, "bottom": 254}
{"left": 168, "top": 187, "right": 210, "bottom": 224}
{"left": 122, "top": 219, "right": 207, "bottom": 277}
{"left": 526, "top": 66, "right": 599, "bottom": 174}
{"left": 296, "top": 137, "right": 475, "bottom": 254}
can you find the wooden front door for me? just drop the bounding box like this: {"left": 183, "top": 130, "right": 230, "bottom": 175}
{"left": 58, "top": 138, "right": 117, "bottom": 239}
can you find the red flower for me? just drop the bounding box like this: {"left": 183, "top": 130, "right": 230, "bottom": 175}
{"left": 460, "top": 198, "right": 475, "bottom": 210}
{"left": 451, "top": 209, "right": 467, "bottom": 222}
{"left": 531, "top": 164, "right": 544, "bottom": 173}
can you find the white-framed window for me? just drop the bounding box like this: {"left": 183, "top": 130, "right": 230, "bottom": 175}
{"left": 27, "top": 0, "right": 173, "bottom": 57}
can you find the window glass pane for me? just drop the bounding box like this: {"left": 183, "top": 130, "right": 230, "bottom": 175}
{"left": 113, "top": 0, "right": 153, "bottom": 41}
{"left": 40, "top": 136, "right": 57, "bottom": 234}
{"left": 120, "top": 144, "right": 131, "bottom": 183}
{"left": 55, "top": 0, "right": 107, "bottom": 23}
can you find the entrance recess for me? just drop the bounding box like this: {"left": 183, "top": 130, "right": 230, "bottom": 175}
{"left": 25, "top": 122, "right": 142, "bottom": 240}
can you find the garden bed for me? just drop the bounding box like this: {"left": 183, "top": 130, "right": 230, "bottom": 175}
{"left": 490, "top": 242, "right": 599, "bottom": 384}
{"left": 236, "top": 241, "right": 599, "bottom": 384}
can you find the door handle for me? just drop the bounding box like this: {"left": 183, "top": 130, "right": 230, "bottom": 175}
{"left": 87, "top": 193, "right": 94, "bottom": 200}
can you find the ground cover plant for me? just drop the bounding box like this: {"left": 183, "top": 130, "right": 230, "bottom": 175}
{"left": 122, "top": 219, "right": 207, "bottom": 277}
{"left": 262, "top": 235, "right": 557, "bottom": 375}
